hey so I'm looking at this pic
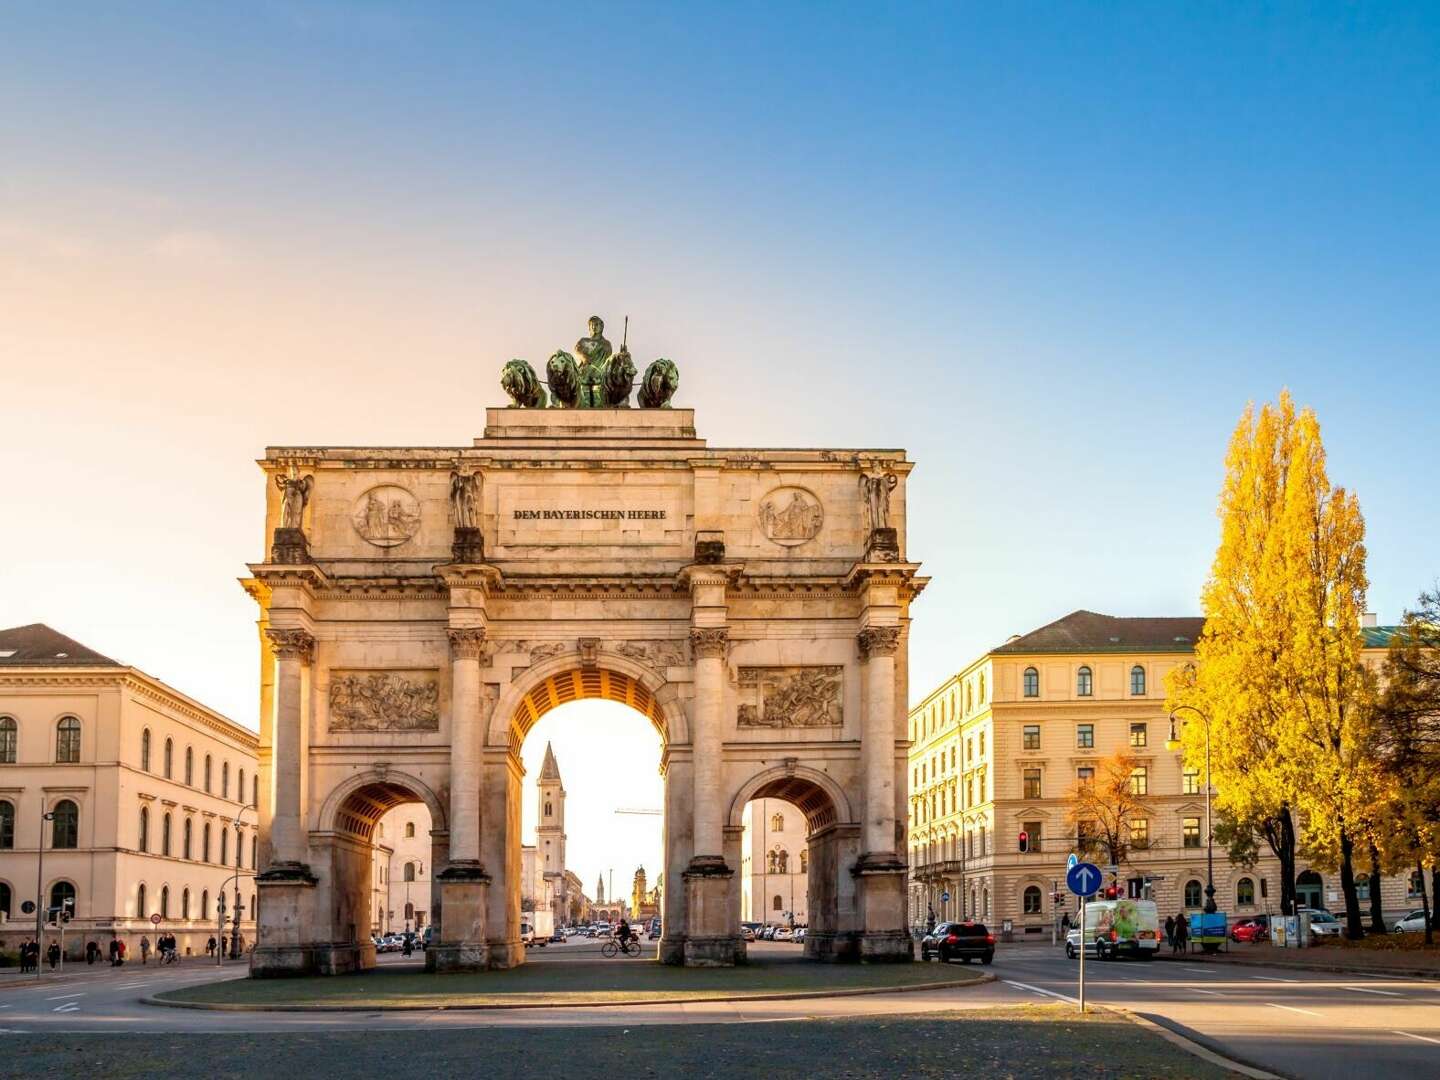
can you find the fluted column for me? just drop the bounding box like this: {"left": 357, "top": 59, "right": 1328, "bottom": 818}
{"left": 264, "top": 627, "right": 313, "bottom": 868}
{"left": 689, "top": 626, "right": 728, "bottom": 861}
{"left": 859, "top": 625, "right": 901, "bottom": 857}
{"left": 447, "top": 628, "right": 486, "bottom": 868}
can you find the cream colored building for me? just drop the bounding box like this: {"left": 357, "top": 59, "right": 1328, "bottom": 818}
{"left": 0, "top": 624, "right": 257, "bottom": 957}
{"left": 376, "top": 806, "right": 432, "bottom": 934}
{"left": 739, "top": 797, "right": 809, "bottom": 925}
{"left": 908, "top": 610, "right": 1419, "bottom": 937}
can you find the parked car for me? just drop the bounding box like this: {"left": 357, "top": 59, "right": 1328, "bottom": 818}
{"left": 920, "top": 921, "right": 995, "bottom": 965}
{"left": 741, "top": 926, "right": 756, "bottom": 942}
{"left": 550, "top": 931, "right": 566, "bottom": 943}
{"left": 1304, "top": 909, "right": 1343, "bottom": 942}
{"left": 772, "top": 926, "right": 794, "bottom": 942}
{"left": 1230, "top": 916, "right": 1269, "bottom": 943}
{"left": 1391, "top": 909, "right": 1430, "bottom": 934}
{"left": 794, "top": 927, "right": 807, "bottom": 944}
{"left": 1065, "top": 927, "right": 1085, "bottom": 959}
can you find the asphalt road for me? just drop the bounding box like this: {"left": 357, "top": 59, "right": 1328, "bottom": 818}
{"left": 1, "top": 942, "right": 1436, "bottom": 1079}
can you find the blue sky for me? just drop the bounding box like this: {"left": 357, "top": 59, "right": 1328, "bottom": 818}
{"left": 3, "top": 1, "right": 1437, "bottom": 731}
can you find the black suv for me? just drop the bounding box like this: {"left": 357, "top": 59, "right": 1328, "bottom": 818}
{"left": 920, "top": 921, "right": 995, "bottom": 965}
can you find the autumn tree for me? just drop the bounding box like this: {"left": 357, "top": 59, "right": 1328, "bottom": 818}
{"left": 1065, "top": 750, "right": 1154, "bottom": 871}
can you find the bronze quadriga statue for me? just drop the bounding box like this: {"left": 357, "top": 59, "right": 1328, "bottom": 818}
{"left": 502, "top": 315, "right": 677, "bottom": 409}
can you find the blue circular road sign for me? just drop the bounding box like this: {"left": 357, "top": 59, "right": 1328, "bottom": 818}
{"left": 1066, "top": 861, "right": 1102, "bottom": 897}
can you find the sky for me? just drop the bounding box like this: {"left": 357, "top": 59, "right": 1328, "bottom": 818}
{"left": 3, "top": 4, "right": 1438, "bottom": 892}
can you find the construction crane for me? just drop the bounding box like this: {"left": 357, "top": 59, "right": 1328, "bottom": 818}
{"left": 614, "top": 808, "right": 662, "bottom": 816}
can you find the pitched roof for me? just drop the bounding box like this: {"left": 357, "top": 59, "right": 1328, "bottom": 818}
{"left": 1361, "top": 625, "right": 1404, "bottom": 650}
{"left": 991, "top": 610, "right": 1205, "bottom": 655}
{"left": 539, "top": 741, "right": 562, "bottom": 781}
{"left": 0, "top": 624, "right": 121, "bottom": 666}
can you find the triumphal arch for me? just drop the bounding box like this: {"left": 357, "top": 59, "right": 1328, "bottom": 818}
{"left": 243, "top": 318, "right": 925, "bottom": 974}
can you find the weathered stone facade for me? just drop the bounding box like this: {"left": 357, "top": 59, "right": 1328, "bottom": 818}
{"left": 243, "top": 408, "right": 923, "bottom": 974}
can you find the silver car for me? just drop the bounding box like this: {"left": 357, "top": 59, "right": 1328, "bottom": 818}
{"left": 1391, "top": 909, "right": 1430, "bottom": 933}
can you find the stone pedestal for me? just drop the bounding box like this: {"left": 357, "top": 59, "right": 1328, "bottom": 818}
{"left": 682, "top": 856, "right": 738, "bottom": 967}
{"left": 270, "top": 527, "right": 310, "bottom": 564}
{"left": 865, "top": 527, "right": 900, "bottom": 562}
{"left": 853, "top": 854, "right": 913, "bottom": 962}
{"left": 452, "top": 527, "right": 485, "bottom": 563}
{"left": 250, "top": 866, "right": 318, "bottom": 977}
{"left": 427, "top": 863, "right": 491, "bottom": 972}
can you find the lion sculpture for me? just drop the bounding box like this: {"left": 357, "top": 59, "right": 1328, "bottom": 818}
{"left": 638, "top": 357, "right": 679, "bottom": 409}
{"left": 500, "top": 358, "right": 547, "bottom": 409}
{"left": 545, "top": 350, "right": 582, "bottom": 408}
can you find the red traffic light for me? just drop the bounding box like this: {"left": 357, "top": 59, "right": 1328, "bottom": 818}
{"left": 1018, "top": 830, "right": 1029, "bottom": 853}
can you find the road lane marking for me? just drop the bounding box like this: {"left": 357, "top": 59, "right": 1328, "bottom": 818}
{"left": 1250, "top": 976, "right": 1295, "bottom": 983}
{"left": 44, "top": 992, "right": 85, "bottom": 1001}
{"left": 52, "top": 1003, "right": 80, "bottom": 1013}
{"left": 1395, "top": 1031, "right": 1440, "bottom": 1046}
{"left": 1181, "top": 966, "right": 1219, "bottom": 974}
{"left": 1190, "top": 988, "right": 1221, "bottom": 996}
{"left": 1003, "top": 979, "right": 1080, "bottom": 1005}
{"left": 1265, "top": 1002, "right": 1322, "bottom": 1017}
{"left": 1344, "top": 986, "right": 1402, "bottom": 997}
{"left": 1351, "top": 972, "right": 1392, "bottom": 980}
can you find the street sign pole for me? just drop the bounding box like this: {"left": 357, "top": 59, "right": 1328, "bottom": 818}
{"left": 1078, "top": 893, "right": 1086, "bottom": 1013}
{"left": 1065, "top": 860, "right": 1100, "bottom": 1015}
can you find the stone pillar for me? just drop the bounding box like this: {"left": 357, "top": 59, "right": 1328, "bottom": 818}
{"left": 658, "top": 754, "right": 693, "bottom": 966}
{"left": 854, "top": 625, "right": 912, "bottom": 961}
{"left": 482, "top": 750, "right": 524, "bottom": 968}
{"left": 252, "top": 627, "right": 318, "bottom": 976}
{"left": 682, "top": 625, "right": 737, "bottom": 966}
{"left": 428, "top": 627, "right": 490, "bottom": 972}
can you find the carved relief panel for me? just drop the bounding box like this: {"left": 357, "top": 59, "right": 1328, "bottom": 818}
{"left": 351, "top": 485, "right": 422, "bottom": 548}
{"left": 328, "top": 670, "right": 440, "bottom": 732}
{"left": 736, "top": 666, "right": 843, "bottom": 728}
{"left": 757, "top": 487, "right": 823, "bottom": 547}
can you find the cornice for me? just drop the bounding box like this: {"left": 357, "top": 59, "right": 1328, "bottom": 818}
{"left": 246, "top": 563, "right": 330, "bottom": 591}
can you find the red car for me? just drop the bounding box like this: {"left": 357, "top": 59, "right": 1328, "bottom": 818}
{"left": 1230, "top": 917, "right": 1269, "bottom": 943}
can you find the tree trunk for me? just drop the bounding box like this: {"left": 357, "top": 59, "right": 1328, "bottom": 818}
{"left": 1431, "top": 865, "right": 1440, "bottom": 932}
{"left": 1418, "top": 859, "right": 1433, "bottom": 947}
{"left": 1367, "top": 845, "right": 1385, "bottom": 935}
{"left": 1337, "top": 826, "right": 1364, "bottom": 940}
{"left": 1278, "top": 806, "right": 1297, "bottom": 916}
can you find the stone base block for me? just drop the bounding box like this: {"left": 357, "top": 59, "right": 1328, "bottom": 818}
{"left": 858, "top": 930, "right": 914, "bottom": 962}
{"left": 270, "top": 527, "right": 311, "bottom": 565}
{"left": 486, "top": 940, "right": 524, "bottom": 969}
{"left": 435, "top": 864, "right": 490, "bottom": 971}
{"left": 426, "top": 943, "right": 489, "bottom": 972}
{"left": 804, "top": 930, "right": 861, "bottom": 963}
{"left": 316, "top": 942, "right": 374, "bottom": 975}
{"left": 853, "top": 852, "right": 911, "bottom": 963}
{"left": 452, "top": 527, "right": 485, "bottom": 563}
{"left": 682, "top": 856, "right": 736, "bottom": 967}
{"left": 683, "top": 935, "right": 741, "bottom": 967}
{"left": 657, "top": 935, "right": 686, "bottom": 966}
{"left": 249, "top": 945, "right": 316, "bottom": 977}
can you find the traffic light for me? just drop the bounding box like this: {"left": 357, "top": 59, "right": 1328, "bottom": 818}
{"left": 1103, "top": 885, "right": 1119, "bottom": 900}
{"left": 1018, "top": 830, "right": 1029, "bottom": 853}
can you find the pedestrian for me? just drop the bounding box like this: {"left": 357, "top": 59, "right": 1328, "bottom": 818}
{"left": 18, "top": 938, "right": 30, "bottom": 974}
{"left": 108, "top": 937, "right": 119, "bottom": 967}
{"left": 1164, "top": 915, "right": 1176, "bottom": 951}
{"left": 1061, "top": 912, "right": 1072, "bottom": 932}
{"left": 85, "top": 940, "right": 97, "bottom": 965}
{"left": 1174, "top": 912, "right": 1189, "bottom": 954}
{"left": 206, "top": 936, "right": 216, "bottom": 957}
{"left": 116, "top": 938, "right": 127, "bottom": 966}
{"left": 140, "top": 935, "right": 150, "bottom": 965}
{"left": 47, "top": 941, "right": 60, "bottom": 970}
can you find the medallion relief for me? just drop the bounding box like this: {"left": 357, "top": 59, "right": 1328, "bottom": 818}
{"left": 758, "top": 487, "right": 823, "bottom": 546}
{"left": 328, "top": 670, "right": 440, "bottom": 732}
{"left": 351, "top": 485, "right": 422, "bottom": 548}
{"left": 736, "top": 666, "right": 843, "bottom": 728}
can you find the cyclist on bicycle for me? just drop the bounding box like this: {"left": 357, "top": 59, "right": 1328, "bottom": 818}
{"left": 616, "top": 918, "right": 633, "bottom": 947}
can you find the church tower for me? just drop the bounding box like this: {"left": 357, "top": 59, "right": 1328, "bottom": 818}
{"left": 596, "top": 873, "right": 605, "bottom": 905}
{"left": 537, "top": 742, "right": 566, "bottom": 877}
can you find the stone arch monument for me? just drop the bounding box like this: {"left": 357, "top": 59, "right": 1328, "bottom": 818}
{"left": 243, "top": 321, "right": 925, "bottom": 974}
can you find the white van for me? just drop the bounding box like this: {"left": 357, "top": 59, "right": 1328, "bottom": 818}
{"left": 1073, "top": 899, "right": 1160, "bottom": 960}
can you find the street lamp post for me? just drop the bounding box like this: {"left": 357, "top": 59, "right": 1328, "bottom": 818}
{"left": 1166, "top": 705, "right": 1217, "bottom": 914}
{"left": 34, "top": 805, "right": 56, "bottom": 979}
{"left": 219, "top": 805, "right": 255, "bottom": 964}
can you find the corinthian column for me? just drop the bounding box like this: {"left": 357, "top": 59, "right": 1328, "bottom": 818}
{"left": 858, "top": 625, "right": 901, "bottom": 858}
{"left": 688, "top": 626, "right": 728, "bottom": 862}
{"left": 446, "top": 628, "right": 486, "bottom": 869}
{"left": 264, "top": 627, "right": 313, "bottom": 869}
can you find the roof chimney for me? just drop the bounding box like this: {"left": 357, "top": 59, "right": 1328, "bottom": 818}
{"left": 1361, "top": 612, "right": 1378, "bottom": 628}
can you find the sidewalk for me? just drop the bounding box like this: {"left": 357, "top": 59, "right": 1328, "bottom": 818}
{"left": 0, "top": 955, "right": 249, "bottom": 991}
{"left": 1156, "top": 942, "right": 1440, "bottom": 979}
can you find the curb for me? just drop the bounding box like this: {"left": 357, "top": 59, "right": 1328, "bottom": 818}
{"left": 1157, "top": 952, "right": 1440, "bottom": 981}
{"left": 1107, "top": 1006, "right": 1286, "bottom": 1080}
{"left": 145, "top": 973, "right": 995, "bottom": 1013}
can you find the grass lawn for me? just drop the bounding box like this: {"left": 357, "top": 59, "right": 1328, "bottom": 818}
{"left": 15, "top": 1006, "right": 1232, "bottom": 1079}
{"left": 156, "top": 955, "right": 986, "bottom": 1009}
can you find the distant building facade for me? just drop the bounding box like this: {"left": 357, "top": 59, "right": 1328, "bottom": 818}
{"left": 0, "top": 625, "right": 257, "bottom": 957}
{"left": 739, "top": 797, "right": 808, "bottom": 925}
{"left": 376, "top": 805, "right": 431, "bottom": 934}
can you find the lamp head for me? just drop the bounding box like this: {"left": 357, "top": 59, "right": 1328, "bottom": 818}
{"left": 1164, "top": 716, "right": 1181, "bottom": 752}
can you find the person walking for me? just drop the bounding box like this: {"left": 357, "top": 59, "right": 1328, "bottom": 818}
{"left": 46, "top": 941, "right": 60, "bottom": 970}
{"left": 140, "top": 935, "right": 150, "bottom": 965}
{"left": 206, "top": 936, "right": 216, "bottom": 958}
{"left": 108, "top": 937, "right": 119, "bottom": 967}
{"left": 1174, "top": 912, "right": 1190, "bottom": 954}
{"left": 1164, "top": 915, "right": 1176, "bottom": 952}
{"left": 116, "top": 938, "right": 127, "bottom": 966}
{"left": 85, "top": 940, "right": 98, "bottom": 965}
{"left": 18, "top": 938, "right": 31, "bottom": 973}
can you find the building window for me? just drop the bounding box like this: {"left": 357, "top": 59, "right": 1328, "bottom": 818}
{"left": 0, "top": 800, "right": 13, "bottom": 849}
{"left": 204, "top": 755, "right": 212, "bottom": 792}
{"left": 1129, "top": 722, "right": 1147, "bottom": 748}
{"left": 965, "top": 685, "right": 972, "bottom": 714}
{"left": 1183, "top": 769, "right": 1200, "bottom": 795}
{"left": 404, "top": 862, "right": 416, "bottom": 882}
{"left": 251, "top": 835, "right": 257, "bottom": 867}
{"left": 0, "top": 716, "right": 14, "bottom": 763}
{"left": 56, "top": 716, "right": 81, "bottom": 763}
{"left": 1182, "top": 816, "right": 1201, "bottom": 848}
{"left": 770, "top": 813, "right": 784, "bottom": 832}
{"left": 163, "top": 737, "right": 173, "bottom": 778}
{"left": 1237, "top": 877, "right": 1256, "bottom": 906}
{"left": 1076, "top": 666, "right": 1093, "bottom": 696}
{"left": 183, "top": 819, "right": 193, "bottom": 860}
{"left": 979, "top": 673, "right": 986, "bottom": 704}
{"left": 1022, "top": 820, "right": 1041, "bottom": 851}
{"left": 235, "top": 828, "right": 244, "bottom": 868}
{"left": 799, "top": 849, "right": 808, "bottom": 873}
{"left": 1023, "top": 769, "right": 1042, "bottom": 799}
{"left": 1023, "top": 667, "right": 1039, "bottom": 697}
{"left": 222, "top": 828, "right": 230, "bottom": 866}
{"left": 1023, "top": 725, "right": 1040, "bottom": 750}
{"left": 1129, "top": 818, "right": 1149, "bottom": 849}
{"left": 162, "top": 812, "right": 172, "bottom": 857}
{"left": 979, "top": 731, "right": 985, "bottom": 757}
{"left": 776, "top": 849, "right": 789, "bottom": 873}
{"left": 1077, "top": 766, "right": 1095, "bottom": 784}
{"left": 772, "top": 894, "right": 783, "bottom": 911}
{"left": 160, "top": 885, "right": 170, "bottom": 918}
{"left": 201, "top": 889, "right": 209, "bottom": 919}
{"left": 203, "top": 822, "right": 212, "bottom": 862}
{"left": 138, "top": 807, "right": 150, "bottom": 852}
{"left": 1076, "top": 724, "right": 1094, "bottom": 749}
{"left": 1077, "top": 819, "right": 1096, "bottom": 854}
{"left": 238, "top": 768, "right": 245, "bottom": 803}
{"left": 0, "top": 882, "right": 8, "bottom": 919}
{"left": 1130, "top": 666, "right": 1146, "bottom": 696}
{"left": 182, "top": 888, "right": 191, "bottom": 919}
{"left": 1409, "top": 871, "right": 1424, "bottom": 897}
{"left": 1023, "top": 885, "right": 1043, "bottom": 914}
{"left": 1184, "top": 879, "right": 1203, "bottom": 908}
{"left": 405, "top": 822, "right": 416, "bottom": 839}
{"left": 138, "top": 883, "right": 148, "bottom": 918}
{"left": 1129, "top": 767, "right": 1148, "bottom": 796}
{"left": 50, "top": 881, "right": 76, "bottom": 919}
{"left": 141, "top": 728, "right": 151, "bottom": 771}
{"left": 222, "top": 761, "right": 229, "bottom": 799}
{"left": 252, "top": 775, "right": 258, "bottom": 807}
{"left": 185, "top": 748, "right": 194, "bottom": 786}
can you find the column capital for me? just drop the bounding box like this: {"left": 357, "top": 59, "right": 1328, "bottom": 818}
{"left": 447, "top": 627, "right": 488, "bottom": 660}
{"left": 265, "top": 627, "right": 315, "bottom": 662}
{"left": 688, "top": 627, "right": 729, "bottom": 659}
{"left": 857, "top": 625, "right": 901, "bottom": 660}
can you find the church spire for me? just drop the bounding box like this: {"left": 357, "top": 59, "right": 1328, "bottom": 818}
{"left": 540, "top": 741, "right": 562, "bottom": 781}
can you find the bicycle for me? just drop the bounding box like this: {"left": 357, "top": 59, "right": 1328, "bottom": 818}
{"left": 601, "top": 937, "right": 642, "bottom": 958}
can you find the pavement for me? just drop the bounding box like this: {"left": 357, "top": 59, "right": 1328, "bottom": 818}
{"left": 0, "top": 941, "right": 1436, "bottom": 1078}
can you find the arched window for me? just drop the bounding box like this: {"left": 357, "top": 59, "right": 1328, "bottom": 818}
{"left": 772, "top": 894, "right": 783, "bottom": 911}
{"left": 203, "top": 822, "right": 212, "bottom": 862}
{"left": 52, "top": 800, "right": 78, "bottom": 849}
{"left": 49, "top": 881, "right": 76, "bottom": 918}
{"left": 1023, "top": 667, "right": 1039, "bottom": 698}
{"left": 183, "top": 818, "right": 193, "bottom": 860}
{"left": 220, "top": 828, "right": 229, "bottom": 866}
{"left": 776, "top": 849, "right": 789, "bottom": 873}
{"left": 1237, "top": 877, "right": 1255, "bottom": 906}
{"left": 1076, "top": 667, "right": 1093, "bottom": 697}
{"left": 1356, "top": 874, "right": 1371, "bottom": 901}
{"left": 56, "top": 716, "right": 81, "bottom": 763}
{"left": 201, "top": 889, "right": 209, "bottom": 920}
{"left": 141, "top": 728, "right": 151, "bottom": 771}
{"left": 251, "top": 834, "right": 257, "bottom": 868}
{"left": 0, "top": 881, "right": 10, "bottom": 918}
{"left": 222, "top": 761, "right": 229, "bottom": 799}
{"left": 204, "top": 755, "right": 212, "bottom": 792}
{"left": 404, "top": 901, "right": 415, "bottom": 921}
{"left": 544, "top": 801, "right": 552, "bottom": 817}
{"left": 0, "top": 716, "right": 15, "bottom": 763}
{"left": 405, "top": 822, "right": 416, "bottom": 839}
{"left": 799, "top": 849, "right": 808, "bottom": 873}
{"left": 137, "top": 882, "right": 148, "bottom": 918}
{"left": 162, "top": 812, "right": 172, "bottom": 856}
{"left": 164, "top": 737, "right": 173, "bottom": 778}
{"left": 182, "top": 887, "right": 191, "bottom": 919}
{"left": 249, "top": 893, "right": 255, "bottom": 920}
{"left": 0, "top": 800, "right": 13, "bottom": 849}
{"left": 160, "top": 884, "right": 170, "bottom": 918}
{"left": 1184, "top": 879, "right": 1203, "bottom": 908}
{"left": 766, "top": 852, "right": 777, "bottom": 873}
{"left": 1023, "top": 885, "right": 1043, "bottom": 914}
{"left": 404, "top": 862, "right": 416, "bottom": 883}
{"left": 138, "top": 806, "right": 150, "bottom": 852}
{"left": 185, "top": 747, "right": 194, "bottom": 785}
{"left": 979, "top": 672, "right": 986, "bottom": 704}
{"left": 965, "top": 684, "right": 972, "bottom": 713}
{"left": 238, "top": 768, "right": 245, "bottom": 803}
{"left": 1130, "top": 665, "right": 1146, "bottom": 696}
{"left": 235, "top": 827, "right": 244, "bottom": 868}
{"left": 252, "top": 775, "right": 258, "bottom": 807}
